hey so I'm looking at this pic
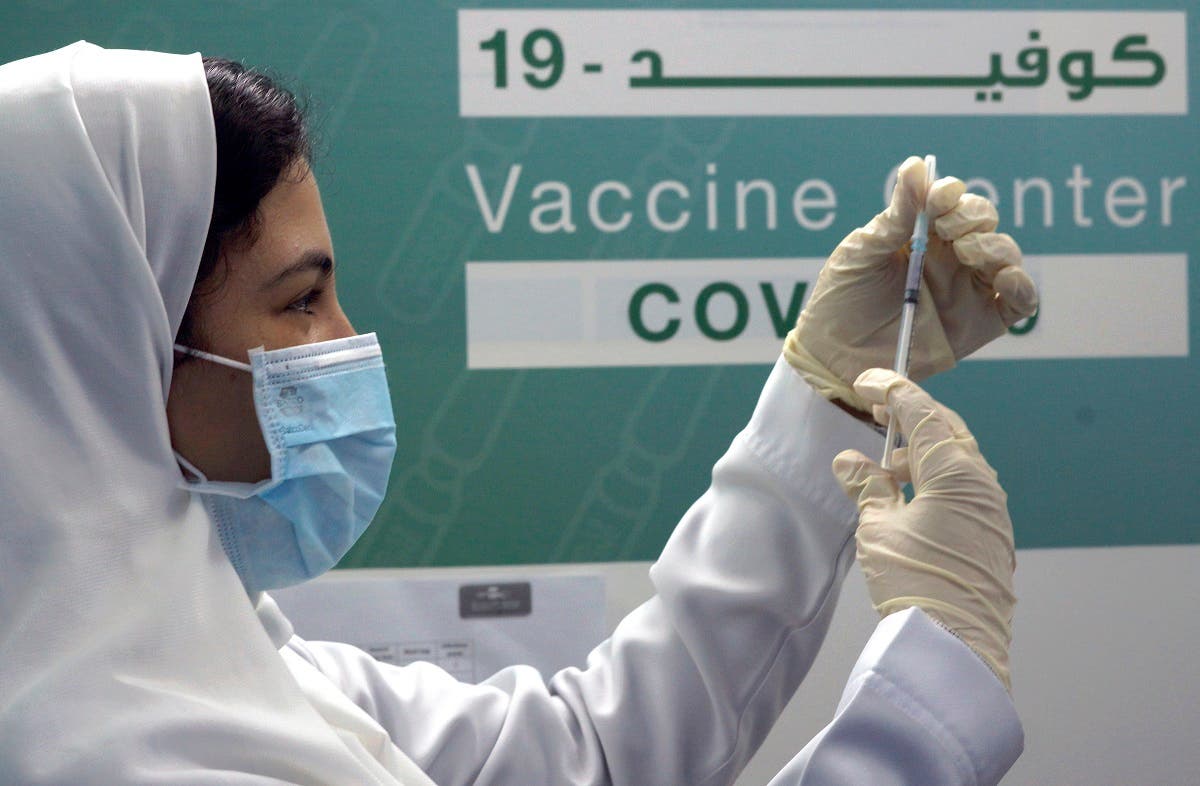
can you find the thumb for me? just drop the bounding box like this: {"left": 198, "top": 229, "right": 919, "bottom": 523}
{"left": 836, "top": 156, "right": 928, "bottom": 269}
{"left": 832, "top": 449, "right": 903, "bottom": 519}
{"left": 878, "top": 155, "right": 928, "bottom": 247}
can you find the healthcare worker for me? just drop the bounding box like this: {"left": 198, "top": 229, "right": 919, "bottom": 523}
{"left": 0, "top": 43, "right": 1036, "bottom": 785}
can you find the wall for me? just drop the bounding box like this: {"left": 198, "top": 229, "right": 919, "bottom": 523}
{"left": 294, "top": 547, "right": 1200, "bottom": 786}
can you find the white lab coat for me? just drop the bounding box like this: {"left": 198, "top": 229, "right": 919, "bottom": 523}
{"left": 260, "top": 359, "right": 1023, "bottom": 786}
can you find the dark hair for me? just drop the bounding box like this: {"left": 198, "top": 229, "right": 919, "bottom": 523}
{"left": 175, "top": 57, "right": 312, "bottom": 351}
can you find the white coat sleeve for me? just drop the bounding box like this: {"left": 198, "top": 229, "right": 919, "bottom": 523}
{"left": 282, "top": 357, "right": 901, "bottom": 786}
{"left": 767, "top": 608, "right": 1023, "bottom": 786}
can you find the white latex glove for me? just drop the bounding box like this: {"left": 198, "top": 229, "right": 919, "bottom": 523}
{"left": 832, "top": 368, "right": 1016, "bottom": 691}
{"left": 784, "top": 156, "right": 1038, "bottom": 413}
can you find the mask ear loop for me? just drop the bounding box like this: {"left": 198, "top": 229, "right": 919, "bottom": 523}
{"left": 173, "top": 344, "right": 253, "bottom": 372}
{"left": 174, "top": 450, "right": 210, "bottom": 483}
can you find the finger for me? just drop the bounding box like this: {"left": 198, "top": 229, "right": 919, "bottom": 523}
{"left": 832, "top": 449, "right": 903, "bottom": 518}
{"left": 992, "top": 266, "right": 1039, "bottom": 325}
{"left": 852, "top": 368, "right": 923, "bottom": 412}
{"left": 913, "top": 400, "right": 996, "bottom": 489}
{"left": 952, "top": 232, "right": 1023, "bottom": 286}
{"left": 934, "top": 401, "right": 972, "bottom": 440}
{"left": 852, "top": 369, "right": 958, "bottom": 458}
{"left": 934, "top": 193, "right": 999, "bottom": 241}
{"left": 888, "top": 446, "right": 913, "bottom": 485}
{"left": 926, "top": 176, "right": 966, "bottom": 218}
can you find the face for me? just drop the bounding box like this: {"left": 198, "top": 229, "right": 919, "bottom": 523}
{"left": 166, "top": 166, "right": 355, "bottom": 483}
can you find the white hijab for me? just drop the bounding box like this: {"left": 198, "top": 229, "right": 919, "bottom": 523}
{"left": 0, "top": 42, "right": 424, "bottom": 785}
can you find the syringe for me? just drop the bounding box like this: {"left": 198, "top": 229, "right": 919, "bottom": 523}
{"left": 881, "top": 154, "right": 937, "bottom": 471}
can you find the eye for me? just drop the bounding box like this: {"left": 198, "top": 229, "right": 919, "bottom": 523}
{"left": 286, "top": 288, "right": 324, "bottom": 315}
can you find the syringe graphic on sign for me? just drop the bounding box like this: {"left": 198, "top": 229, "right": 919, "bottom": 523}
{"left": 366, "top": 121, "right": 541, "bottom": 563}
{"left": 551, "top": 365, "right": 720, "bottom": 563}
{"left": 292, "top": 11, "right": 379, "bottom": 140}
{"left": 376, "top": 121, "right": 541, "bottom": 325}
{"left": 355, "top": 368, "right": 526, "bottom": 566}
{"left": 552, "top": 119, "right": 737, "bottom": 563}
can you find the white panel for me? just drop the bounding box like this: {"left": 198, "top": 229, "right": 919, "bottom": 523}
{"left": 459, "top": 11, "right": 1187, "bottom": 117}
{"left": 466, "top": 254, "right": 1190, "bottom": 368}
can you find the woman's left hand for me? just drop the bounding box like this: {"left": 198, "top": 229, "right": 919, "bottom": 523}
{"left": 783, "top": 155, "right": 1038, "bottom": 413}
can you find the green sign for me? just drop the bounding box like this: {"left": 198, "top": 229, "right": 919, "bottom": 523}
{"left": 4, "top": 1, "right": 1195, "bottom": 566}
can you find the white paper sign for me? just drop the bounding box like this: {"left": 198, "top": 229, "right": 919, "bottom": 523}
{"left": 272, "top": 572, "right": 607, "bottom": 682}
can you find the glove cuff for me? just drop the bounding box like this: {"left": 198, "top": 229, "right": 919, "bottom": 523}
{"left": 782, "top": 327, "right": 872, "bottom": 413}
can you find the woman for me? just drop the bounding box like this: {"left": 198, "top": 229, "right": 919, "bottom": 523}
{"left": 0, "top": 43, "right": 1034, "bottom": 784}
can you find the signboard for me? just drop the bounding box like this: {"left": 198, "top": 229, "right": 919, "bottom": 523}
{"left": 3, "top": 2, "right": 1194, "bottom": 566}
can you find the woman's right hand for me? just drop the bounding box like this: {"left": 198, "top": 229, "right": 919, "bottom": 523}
{"left": 832, "top": 368, "right": 1017, "bottom": 691}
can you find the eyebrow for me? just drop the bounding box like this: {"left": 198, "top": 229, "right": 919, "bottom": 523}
{"left": 260, "top": 250, "right": 334, "bottom": 291}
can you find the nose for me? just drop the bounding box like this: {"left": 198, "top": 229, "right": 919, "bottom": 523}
{"left": 329, "top": 295, "right": 356, "bottom": 339}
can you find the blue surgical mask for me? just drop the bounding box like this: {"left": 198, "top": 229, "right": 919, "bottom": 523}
{"left": 172, "top": 333, "right": 397, "bottom": 593}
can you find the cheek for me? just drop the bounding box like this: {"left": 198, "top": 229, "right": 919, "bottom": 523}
{"left": 220, "top": 370, "right": 260, "bottom": 426}
{"left": 167, "top": 362, "right": 269, "bottom": 481}
{"left": 183, "top": 364, "right": 255, "bottom": 422}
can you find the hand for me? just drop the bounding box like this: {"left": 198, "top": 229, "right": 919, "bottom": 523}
{"left": 784, "top": 156, "right": 1038, "bottom": 413}
{"left": 832, "top": 369, "right": 1016, "bottom": 691}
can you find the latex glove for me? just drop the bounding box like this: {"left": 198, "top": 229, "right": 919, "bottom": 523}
{"left": 784, "top": 156, "right": 1038, "bottom": 413}
{"left": 832, "top": 368, "right": 1016, "bottom": 691}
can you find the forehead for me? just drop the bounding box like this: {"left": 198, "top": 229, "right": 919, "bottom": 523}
{"left": 236, "top": 169, "right": 332, "bottom": 278}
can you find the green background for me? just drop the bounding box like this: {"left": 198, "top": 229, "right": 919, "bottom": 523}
{"left": 4, "top": 0, "right": 1196, "bottom": 566}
